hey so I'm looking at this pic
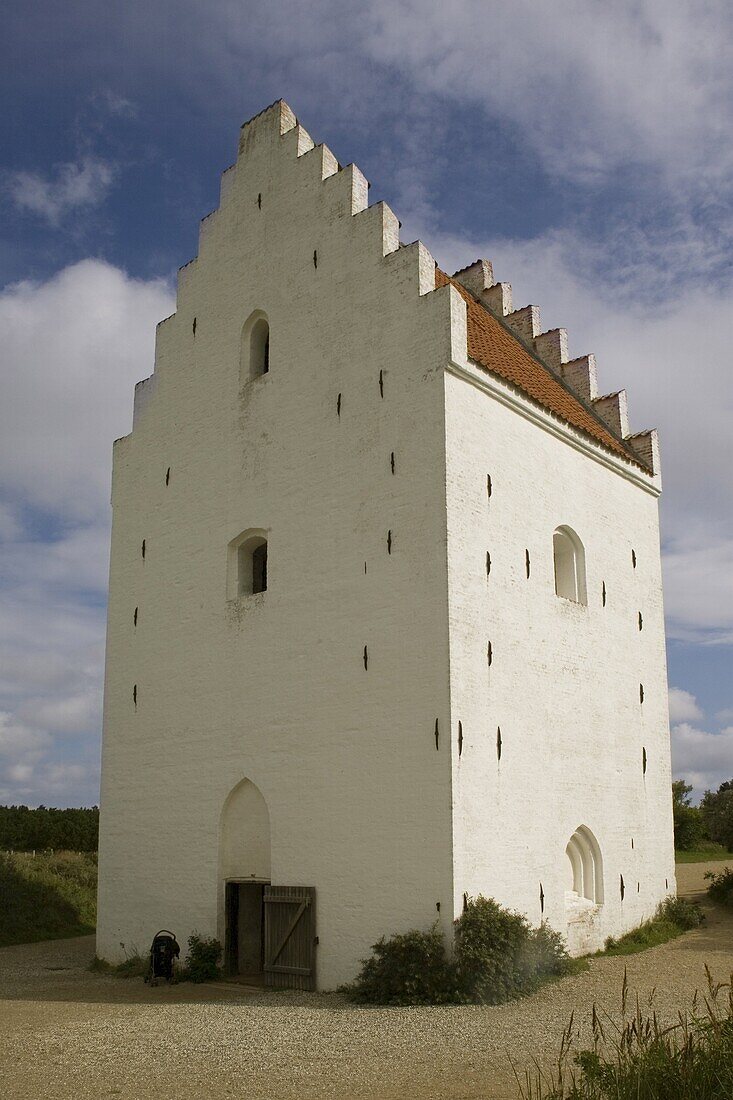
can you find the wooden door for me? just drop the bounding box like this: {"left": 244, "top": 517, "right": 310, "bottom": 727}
{"left": 263, "top": 885, "right": 316, "bottom": 990}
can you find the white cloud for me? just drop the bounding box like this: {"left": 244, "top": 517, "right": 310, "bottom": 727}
{"left": 0, "top": 261, "right": 174, "bottom": 806}
{"left": 361, "top": 0, "right": 733, "bottom": 192}
{"left": 0, "top": 260, "right": 172, "bottom": 523}
{"left": 668, "top": 688, "right": 703, "bottom": 724}
{"left": 0, "top": 502, "right": 22, "bottom": 542}
{"left": 6, "top": 157, "right": 116, "bottom": 226}
{"left": 671, "top": 722, "right": 733, "bottom": 799}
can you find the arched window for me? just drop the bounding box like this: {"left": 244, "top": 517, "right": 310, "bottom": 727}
{"left": 565, "top": 825, "right": 604, "bottom": 905}
{"left": 240, "top": 311, "right": 270, "bottom": 382}
{"left": 553, "top": 526, "right": 587, "bottom": 604}
{"left": 227, "top": 529, "right": 268, "bottom": 599}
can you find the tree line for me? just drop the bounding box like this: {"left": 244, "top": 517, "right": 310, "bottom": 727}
{"left": 673, "top": 780, "right": 733, "bottom": 852}
{"left": 1, "top": 782, "right": 730, "bottom": 855}
{"left": 0, "top": 805, "right": 99, "bottom": 852}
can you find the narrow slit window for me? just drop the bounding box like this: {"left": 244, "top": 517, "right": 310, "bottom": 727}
{"left": 252, "top": 542, "right": 267, "bottom": 594}
{"left": 241, "top": 312, "right": 270, "bottom": 381}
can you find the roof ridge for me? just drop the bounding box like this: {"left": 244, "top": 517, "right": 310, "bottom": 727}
{"left": 436, "top": 269, "right": 649, "bottom": 472}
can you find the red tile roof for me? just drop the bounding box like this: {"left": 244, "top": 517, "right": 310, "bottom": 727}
{"left": 436, "top": 269, "right": 644, "bottom": 469}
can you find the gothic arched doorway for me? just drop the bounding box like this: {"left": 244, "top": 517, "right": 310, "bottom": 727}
{"left": 219, "top": 777, "right": 271, "bottom": 978}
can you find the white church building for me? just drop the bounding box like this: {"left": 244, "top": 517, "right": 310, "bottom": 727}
{"left": 97, "top": 100, "right": 676, "bottom": 990}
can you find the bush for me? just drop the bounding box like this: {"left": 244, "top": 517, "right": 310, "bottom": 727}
{"left": 342, "top": 924, "right": 455, "bottom": 1005}
{"left": 344, "top": 896, "right": 574, "bottom": 1006}
{"left": 700, "top": 782, "right": 733, "bottom": 852}
{"left": 705, "top": 866, "right": 733, "bottom": 907}
{"left": 180, "top": 932, "right": 222, "bottom": 983}
{"left": 673, "top": 780, "right": 706, "bottom": 851}
{"left": 454, "top": 897, "right": 573, "bottom": 1004}
{"left": 659, "top": 895, "right": 705, "bottom": 930}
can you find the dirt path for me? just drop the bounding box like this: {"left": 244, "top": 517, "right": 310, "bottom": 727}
{"left": 0, "top": 862, "right": 731, "bottom": 1100}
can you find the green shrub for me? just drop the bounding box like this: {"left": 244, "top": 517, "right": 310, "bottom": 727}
{"left": 672, "top": 780, "right": 706, "bottom": 851}
{"left": 700, "top": 782, "right": 733, "bottom": 852}
{"left": 344, "top": 896, "right": 574, "bottom": 1006}
{"left": 454, "top": 897, "right": 573, "bottom": 1004}
{"left": 705, "top": 866, "right": 733, "bottom": 907}
{"left": 659, "top": 895, "right": 705, "bottom": 930}
{"left": 180, "top": 932, "right": 222, "bottom": 983}
{"left": 342, "top": 924, "right": 455, "bottom": 1005}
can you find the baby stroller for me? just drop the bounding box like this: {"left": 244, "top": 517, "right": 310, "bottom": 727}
{"left": 145, "top": 929, "right": 180, "bottom": 986}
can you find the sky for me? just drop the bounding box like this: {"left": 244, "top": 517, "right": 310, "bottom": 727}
{"left": 1, "top": 0, "right": 732, "bottom": 808}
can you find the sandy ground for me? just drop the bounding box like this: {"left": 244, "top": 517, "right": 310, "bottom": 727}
{"left": 0, "top": 862, "right": 731, "bottom": 1100}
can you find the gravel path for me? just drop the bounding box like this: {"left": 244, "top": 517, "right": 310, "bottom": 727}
{"left": 1, "top": 862, "right": 731, "bottom": 1100}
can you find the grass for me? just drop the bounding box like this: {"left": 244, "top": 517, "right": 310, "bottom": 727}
{"left": 600, "top": 897, "right": 704, "bottom": 958}
{"left": 518, "top": 968, "right": 733, "bottom": 1099}
{"left": 601, "top": 918, "right": 684, "bottom": 956}
{"left": 675, "top": 843, "right": 731, "bottom": 864}
{"left": 705, "top": 867, "right": 733, "bottom": 908}
{"left": 0, "top": 849, "right": 97, "bottom": 947}
{"left": 89, "top": 952, "right": 149, "bottom": 978}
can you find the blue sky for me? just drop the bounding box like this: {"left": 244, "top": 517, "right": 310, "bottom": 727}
{"left": 1, "top": 1, "right": 731, "bottom": 807}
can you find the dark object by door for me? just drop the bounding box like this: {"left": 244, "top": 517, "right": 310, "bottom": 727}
{"left": 263, "top": 885, "right": 316, "bottom": 990}
{"left": 146, "top": 929, "right": 180, "bottom": 984}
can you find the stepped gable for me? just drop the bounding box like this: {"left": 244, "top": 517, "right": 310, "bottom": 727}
{"left": 436, "top": 269, "right": 649, "bottom": 471}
